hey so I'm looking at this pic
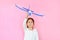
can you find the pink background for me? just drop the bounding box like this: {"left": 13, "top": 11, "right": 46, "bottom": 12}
{"left": 0, "top": 0, "right": 60, "bottom": 40}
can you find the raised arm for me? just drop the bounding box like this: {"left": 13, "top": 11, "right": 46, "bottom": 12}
{"left": 23, "top": 13, "right": 29, "bottom": 31}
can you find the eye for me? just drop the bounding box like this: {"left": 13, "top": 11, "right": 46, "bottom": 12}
{"left": 29, "top": 22, "right": 30, "bottom": 23}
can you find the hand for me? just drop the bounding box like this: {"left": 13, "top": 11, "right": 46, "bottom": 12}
{"left": 25, "top": 12, "right": 29, "bottom": 18}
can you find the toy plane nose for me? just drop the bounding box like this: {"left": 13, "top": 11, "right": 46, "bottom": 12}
{"left": 28, "top": 10, "right": 32, "bottom": 15}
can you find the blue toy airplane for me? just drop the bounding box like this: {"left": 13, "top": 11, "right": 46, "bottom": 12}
{"left": 15, "top": 4, "right": 44, "bottom": 16}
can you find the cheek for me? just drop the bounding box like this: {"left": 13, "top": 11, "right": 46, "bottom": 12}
{"left": 26, "top": 23, "right": 28, "bottom": 26}
{"left": 31, "top": 23, "right": 34, "bottom": 25}
{"left": 26, "top": 23, "right": 30, "bottom": 26}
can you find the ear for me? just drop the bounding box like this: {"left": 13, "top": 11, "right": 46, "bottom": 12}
{"left": 26, "top": 23, "right": 28, "bottom": 26}
{"left": 26, "top": 23, "right": 28, "bottom": 28}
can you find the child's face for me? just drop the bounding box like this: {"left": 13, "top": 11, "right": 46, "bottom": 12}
{"left": 26, "top": 19, "right": 34, "bottom": 28}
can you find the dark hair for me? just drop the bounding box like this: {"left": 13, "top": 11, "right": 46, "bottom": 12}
{"left": 26, "top": 17, "right": 34, "bottom": 28}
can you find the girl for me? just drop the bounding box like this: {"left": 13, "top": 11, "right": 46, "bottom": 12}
{"left": 23, "top": 13, "right": 39, "bottom": 40}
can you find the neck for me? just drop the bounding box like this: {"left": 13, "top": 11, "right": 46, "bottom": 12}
{"left": 28, "top": 28, "right": 33, "bottom": 30}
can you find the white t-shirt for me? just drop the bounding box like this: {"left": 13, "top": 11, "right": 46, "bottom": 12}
{"left": 23, "top": 18, "right": 39, "bottom": 40}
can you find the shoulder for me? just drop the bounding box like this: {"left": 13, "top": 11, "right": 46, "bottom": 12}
{"left": 33, "top": 28, "right": 39, "bottom": 35}
{"left": 33, "top": 28, "right": 38, "bottom": 32}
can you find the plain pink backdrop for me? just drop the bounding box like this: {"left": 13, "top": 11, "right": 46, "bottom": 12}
{"left": 0, "top": 0, "right": 60, "bottom": 40}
